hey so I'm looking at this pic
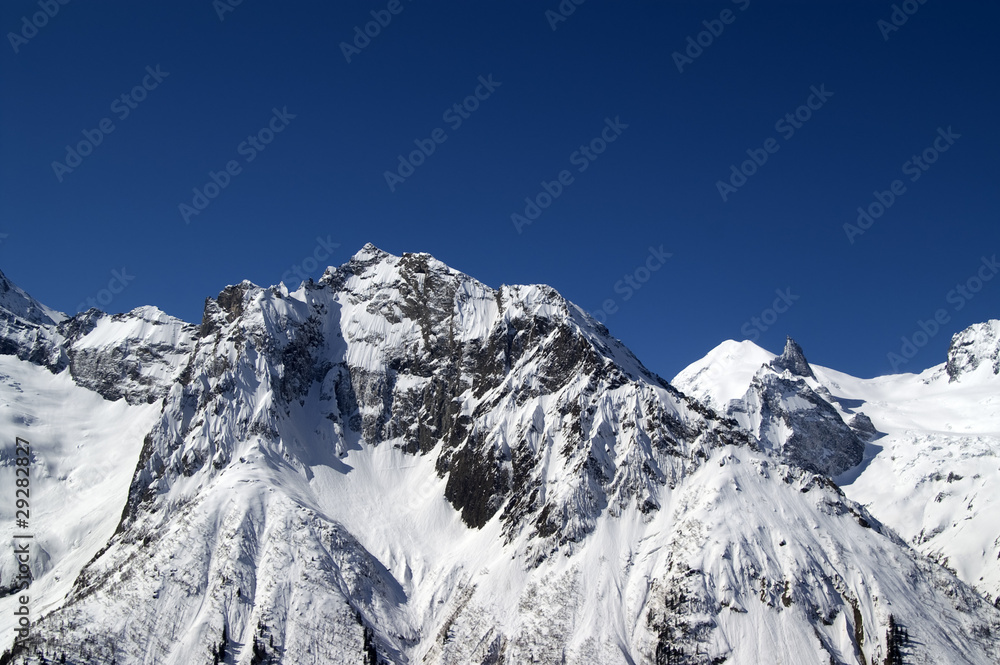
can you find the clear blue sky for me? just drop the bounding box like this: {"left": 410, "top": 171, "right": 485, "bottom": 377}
{"left": 1, "top": 1, "right": 998, "bottom": 379}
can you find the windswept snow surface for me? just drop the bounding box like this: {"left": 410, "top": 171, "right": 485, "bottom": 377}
{"left": 818, "top": 362, "right": 1000, "bottom": 603}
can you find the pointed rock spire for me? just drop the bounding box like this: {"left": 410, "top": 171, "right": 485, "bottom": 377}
{"left": 769, "top": 336, "right": 815, "bottom": 379}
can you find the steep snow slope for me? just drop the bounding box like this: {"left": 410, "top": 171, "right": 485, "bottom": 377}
{"left": 674, "top": 324, "right": 1000, "bottom": 605}
{"left": 671, "top": 340, "right": 774, "bottom": 410}
{"left": 0, "top": 356, "right": 160, "bottom": 641}
{"left": 816, "top": 360, "right": 1000, "bottom": 605}
{"left": 1, "top": 254, "right": 999, "bottom": 664}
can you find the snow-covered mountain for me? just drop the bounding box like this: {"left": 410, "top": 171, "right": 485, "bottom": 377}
{"left": 675, "top": 324, "right": 1000, "bottom": 607}
{"left": 721, "top": 338, "right": 866, "bottom": 478}
{"left": 1, "top": 246, "right": 999, "bottom": 664}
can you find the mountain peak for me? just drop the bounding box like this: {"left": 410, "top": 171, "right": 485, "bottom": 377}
{"left": 946, "top": 319, "right": 1000, "bottom": 382}
{"left": 671, "top": 339, "right": 775, "bottom": 410}
{"left": 352, "top": 242, "right": 392, "bottom": 263}
{"left": 0, "top": 268, "right": 65, "bottom": 326}
{"left": 769, "top": 336, "right": 815, "bottom": 379}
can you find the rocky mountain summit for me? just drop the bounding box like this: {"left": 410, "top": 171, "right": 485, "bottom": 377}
{"left": 768, "top": 336, "right": 815, "bottom": 379}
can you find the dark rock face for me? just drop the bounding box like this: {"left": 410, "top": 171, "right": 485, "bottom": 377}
{"left": 0, "top": 249, "right": 756, "bottom": 553}
{"left": 848, "top": 413, "right": 880, "bottom": 442}
{"left": 714, "top": 337, "right": 865, "bottom": 477}
{"left": 0, "top": 294, "right": 196, "bottom": 406}
{"left": 730, "top": 371, "right": 864, "bottom": 477}
{"left": 0, "top": 310, "right": 66, "bottom": 371}
{"left": 769, "top": 336, "right": 816, "bottom": 379}
{"left": 63, "top": 310, "right": 196, "bottom": 405}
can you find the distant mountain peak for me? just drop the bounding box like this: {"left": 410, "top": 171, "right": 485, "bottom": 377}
{"left": 946, "top": 319, "right": 1000, "bottom": 382}
{"left": 769, "top": 336, "right": 815, "bottom": 379}
{"left": 0, "top": 268, "right": 65, "bottom": 326}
